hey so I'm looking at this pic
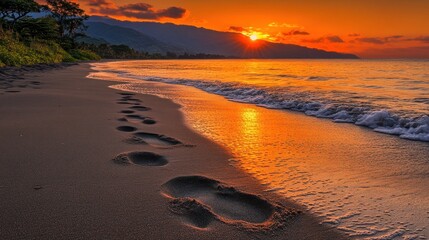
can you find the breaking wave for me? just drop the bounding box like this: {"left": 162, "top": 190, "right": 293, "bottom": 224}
{"left": 122, "top": 73, "right": 429, "bottom": 142}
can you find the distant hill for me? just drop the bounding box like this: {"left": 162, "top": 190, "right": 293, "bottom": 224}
{"left": 84, "top": 22, "right": 183, "bottom": 54}
{"left": 86, "top": 16, "right": 358, "bottom": 59}
{"left": 75, "top": 35, "right": 109, "bottom": 45}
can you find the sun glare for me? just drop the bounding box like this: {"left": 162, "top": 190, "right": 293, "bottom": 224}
{"left": 249, "top": 34, "right": 258, "bottom": 41}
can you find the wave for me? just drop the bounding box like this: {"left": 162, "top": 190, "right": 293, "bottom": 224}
{"left": 122, "top": 73, "right": 429, "bottom": 142}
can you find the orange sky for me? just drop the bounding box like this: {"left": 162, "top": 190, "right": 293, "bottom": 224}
{"left": 74, "top": 0, "right": 429, "bottom": 58}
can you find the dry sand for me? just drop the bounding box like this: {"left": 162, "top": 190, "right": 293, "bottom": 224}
{"left": 0, "top": 63, "right": 345, "bottom": 239}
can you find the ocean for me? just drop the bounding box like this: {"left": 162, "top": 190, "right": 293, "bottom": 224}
{"left": 90, "top": 60, "right": 429, "bottom": 239}
{"left": 93, "top": 59, "right": 429, "bottom": 142}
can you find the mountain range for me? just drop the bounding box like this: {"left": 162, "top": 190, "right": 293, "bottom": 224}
{"left": 85, "top": 16, "right": 358, "bottom": 59}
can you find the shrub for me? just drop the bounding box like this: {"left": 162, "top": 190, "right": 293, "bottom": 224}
{"left": 0, "top": 32, "right": 76, "bottom": 66}
{"left": 68, "top": 48, "right": 101, "bottom": 61}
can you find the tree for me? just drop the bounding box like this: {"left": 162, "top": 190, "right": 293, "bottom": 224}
{"left": 45, "top": 0, "right": 88, "bottom": 40}
{"left": 15, "top": 17, "right": 60, "bottom": 42}
{"left": 0, "top": 0, "right": 41, "bottom": 29}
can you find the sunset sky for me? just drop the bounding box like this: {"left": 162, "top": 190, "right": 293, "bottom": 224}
{"left": 72, "top": 0, "right": 429, "bottom": 58}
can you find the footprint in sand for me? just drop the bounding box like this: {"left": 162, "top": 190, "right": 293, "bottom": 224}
{"left": 117, "top": 101, "right": 134, "bottom": 105}
{"left": 142, "top": 118, "right": 157, "bottom": 125}
{"left": 30, "top": 81, "right": 41, "bottom": 86}
{"left": 125, "top": 114, "right": 144, "bottom": 120}
{"left": 120, "top": 110, "right": 135, "bottom": 114}
{"left": 120, "top": 113, "right": 157, "bottom": 125}
{"left": 125, "top": 98, "right": 141, "bottom": 103}
{"left": 113, "top": 151, "right": 168, "bottom": 166}
{"left": 129, "top": 105, "right": 151, "bottom": 112}
{"left": 116, "top": 126, "right": 137, "bottom": 132}
{"left": 161, "top": 176, "right": 299, "bottom": 229}
{"left": 120, "top": 96, "right": 141, "bottom": 102}
{"left": 118, "top": 93, "right": 134, "bottom": 96}
{"left": 125, "top": 132, "right": 182, "bottom": 147}
{"left": 123, "top": 114, "right": 144, "bottom": 123}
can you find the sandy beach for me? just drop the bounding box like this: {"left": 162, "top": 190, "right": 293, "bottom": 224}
{"left": 0, "top": 63, "right": 346, "bottom": 239}
{"left": 92, "top": 59, "right": 429, "bottom": 239}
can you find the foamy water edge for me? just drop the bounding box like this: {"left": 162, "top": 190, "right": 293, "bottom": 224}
{"left": 119, "top": 73, "right": 429, "bottom": 143}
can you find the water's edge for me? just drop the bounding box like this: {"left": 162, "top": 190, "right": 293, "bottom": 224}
{"left": 118, "top": 73, "right": 429, "bottom": 142}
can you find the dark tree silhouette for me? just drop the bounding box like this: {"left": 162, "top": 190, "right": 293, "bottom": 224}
{"left": 0, "top": 0, "right": 41, "bottom": 29}
{"left": 45, "top": 0, "right": 88, "bottom": 39}
{"left": 15, "top": 17, "right": 60, "bottom": 42}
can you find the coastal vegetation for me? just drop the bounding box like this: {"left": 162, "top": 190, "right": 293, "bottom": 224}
{"left": 0, "top": 0, "right": 229, "bottom": 67}
{"left": 80, "top": 42, "right": 231, "bottom": 60}
{"left": 0, "top": 0, "right": 100, "bottom": 67}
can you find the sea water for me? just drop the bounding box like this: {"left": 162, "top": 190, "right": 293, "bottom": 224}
{"left": 90, "top": 60, "right": 429, "bottom": 239}
{"left": 94, "top": 59, "right": 429, "bottom": 142}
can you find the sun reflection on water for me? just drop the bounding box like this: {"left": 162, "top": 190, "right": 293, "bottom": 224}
{"left": 240, "top": 108, "right": 260, "bottom": 149}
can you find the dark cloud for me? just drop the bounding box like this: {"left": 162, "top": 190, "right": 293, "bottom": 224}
{"left": 411, "top": 36, "right": 429, "bottom": 43}
{"left": 157, "top": 7, "right": 186, "bottom": 18}
{"left": 302, "top": 35, "right": 344, "bottom": 43}
{"left": 385, "top": 35, "right": 403, "bottom": 41}
{"left": 120, "top": 3, "right": 152, "bottom": 12}
{"left": 326, "top": 35, "right": 344, "bottom": 43}
{"left": 85, "top": 0, "right": 187, "bottom": 20}
{"left": 302, "top": 37, "right": 324, "bottom": 43}
{"left": 348, "top": 33, "right": 360, "bottom": 37}
{"left": 359, "top": 46, "right": 429, "bottom": 59}
{"left": 86, "top": 0, "right": 112, "bottom": 7}
{"left": 229, "top": 26, "right": 245, "bottom": 32}
{"left": 283, "top": 30, "right": 310, "bottom": 36}
{"left": 355, "top": 35, "right": 404, "bottom": 44}
{"left": 356, "top": 38, "right": 385, "bottom": 44}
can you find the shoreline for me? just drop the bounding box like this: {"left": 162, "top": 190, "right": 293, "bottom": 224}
{"left": 101, "top": 59, "right": 429, "bottom": 143}
{"left": 90, "top": 60, "right": 429, "bottom": 239}
{"left": 0, "top": 63, "right": 345, "bottom": 239}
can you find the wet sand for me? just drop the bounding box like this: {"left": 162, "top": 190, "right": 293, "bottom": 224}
{"left": 0, "top": 63, "right": 344, "bottom": 239}
{"left": 91, "top": 60, "right": 429, "bottom": 239}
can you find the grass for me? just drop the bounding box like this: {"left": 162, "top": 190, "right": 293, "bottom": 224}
{"left": 69, "top": 49, "right": 101, "bottom": 61}
{"left": 0, "top": 31, "right": 100, "bottom": 67}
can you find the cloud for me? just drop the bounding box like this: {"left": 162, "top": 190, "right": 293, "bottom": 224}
{"left": 84, "top": 0, "right": 187, "bottom": 20}
{"left": 356, "top": 38, "right": 385, "bottom": 44}
{"left": 348, "top": 33, "right": 360, "bottom": 37}
{"left": 121, "top": 3, "right": 152, "bottom": 11}
{"left": 302, "top": 37, "right": 324, "bottom": 43}
{"left": 283, "top": 30, "right": 310, "bottom": 36}
{"left": 359, "top": 46, "right": 429, "bottom": 59}
{"left": 411, "top": 36, "right": 429, "bottom": 43}
{"left": 268, "top": 22, "right": 300, "bottom": 28}
{"left": 355, "top": 35, "right": 429, "bottom": 45}
{"left": 302, "top": 35, "right": 344, "bottom": 43}
{"left": 326, "top": 35, "right": 344, "bottom": 43}
{"left": 355, "top": 35, "right": 404, "bottom": 44}
{"left": 229, "top": 26, "right": 244, "bottom": 32}
{"left": 157, "top": 7, "right": 186, "bottom": 18}
{"left": 86, "top": 0, "right": 113, "bottom": 7}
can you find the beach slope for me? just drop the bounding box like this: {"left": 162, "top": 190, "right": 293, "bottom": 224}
{"left": 0, "top": 63, "right": 344, "bottom": 239}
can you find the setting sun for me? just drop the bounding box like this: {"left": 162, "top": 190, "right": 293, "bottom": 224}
{"left": 249, "top": 34, "right": 258, "bottom": 41}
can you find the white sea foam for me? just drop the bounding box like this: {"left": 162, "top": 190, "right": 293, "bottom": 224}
{"left": 122, "top": 74, "right": 429, "bottom": 142}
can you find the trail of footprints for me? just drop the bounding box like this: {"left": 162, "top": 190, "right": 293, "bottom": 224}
{"left": 112, "top": 92, "right": 299, "bottom": 231}
{"left": 0, "top": 63, "right": 79, "bottom": 95}
{"left": 113, "top": 92, "right": 182, "bottom": 164}
{"left": 0, "top": 74, "right": 42, "bottom": 95}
